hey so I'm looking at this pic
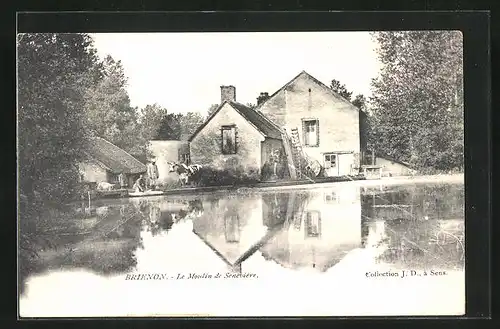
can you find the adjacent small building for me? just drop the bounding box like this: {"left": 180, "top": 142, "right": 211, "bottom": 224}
{"left": 375, "top": 155, "right": 415, "bottom": 177}
{"left": 78, "top": 136, "right": 147, "bottom": 187}
{"left": 189, "top": 85, "right": 284, "bottom": 180}
{"left": 362, "top": 151, "right": 415, "bottom": 177}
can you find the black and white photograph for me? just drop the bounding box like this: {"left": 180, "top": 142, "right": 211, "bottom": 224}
{"left": 17, "top": 28, "right": 466, "bottom": 317}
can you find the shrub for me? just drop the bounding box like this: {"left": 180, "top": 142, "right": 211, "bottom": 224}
{"left": 197, "top": 166, "right": 260, "bottom": 187}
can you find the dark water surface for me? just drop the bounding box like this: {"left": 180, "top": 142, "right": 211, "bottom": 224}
{"left": 19, "top": 182, "right": 465, "bottom": 316}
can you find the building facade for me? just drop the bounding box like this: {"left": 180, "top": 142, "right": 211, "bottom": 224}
{"left": 149, "top": 140, "right": 191, "bottom": 185}
{"left": 186, "top": 71, "right": 368, "bottom": 180}
{"left": 189, "top": 86, "right": 284, "bottom": 180}
{"left": 255, "top": 71, "right": 364, "bottom": 177}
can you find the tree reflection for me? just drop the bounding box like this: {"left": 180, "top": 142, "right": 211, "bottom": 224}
{"left": 376, "top": 219, "right": 464, "bottom": 270}
{"left": 19, "top": 203, "right": 145, "bottom": 296}
{"left": 362, "top": 184, "right": 465, "bottom": 270}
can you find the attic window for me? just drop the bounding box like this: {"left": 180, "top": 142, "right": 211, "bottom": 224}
{"left": 221, "top": 125, "right": 237, "bottom": 154}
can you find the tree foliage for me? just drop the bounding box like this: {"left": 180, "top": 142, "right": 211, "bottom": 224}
{"left": 156, "top": 113, "right": 183, "bottom": 140}
{"left": 206, "top": 104, "right": 219, "bottom": 118}
{"left": 352, "top": 94, "right": 367, "bottom": 112}
{"left": 330, "top": 79, "right": 366, "bottom": 110}
{"left": 138, "top": 104, "right": 168, "bottom": 142}
{"left": 369, "top": 31, "right": 464, "bottom": 171}
{"left": 17, "top": 33, "right": 100, "bottom": 203}
{"left": 178, "top": 112, "right": 205, "bottom": 138}
{"left": 83, "top": 55, "right": 139, "bottom": 154}
{"left": 330, "top": 79, "right": 353, "bottom": 101}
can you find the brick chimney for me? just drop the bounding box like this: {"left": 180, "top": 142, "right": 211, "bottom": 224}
{"left": 257, "top": 92, "right": 270, "bottom": 105}
{"left": 220, "top": 85, "right": 236, "bottom": 103}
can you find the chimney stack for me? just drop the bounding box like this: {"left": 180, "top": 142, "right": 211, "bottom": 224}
{"left": 220, "top": 85, "right": 236, "bottom": 103}
{"left": 257, "top": 92, "right": 270, "bottom": 105}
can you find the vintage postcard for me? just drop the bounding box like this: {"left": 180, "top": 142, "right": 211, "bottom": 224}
{"left": 18, "top": 30, "right": 465, "bottom": 317}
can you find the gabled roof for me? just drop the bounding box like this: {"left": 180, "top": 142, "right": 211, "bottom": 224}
{"left": 192, "top": 224, "right": 284, "bottom": 268}
{"left": 254, "top": 70, "right": 360, "bottom": 113}
{"left": 83, "top": 136, "right": 147, "bottom": 174}
{"left": 188, "top": 101, "right": 283, "bottom": 142}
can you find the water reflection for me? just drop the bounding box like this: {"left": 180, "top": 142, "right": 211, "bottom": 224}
{"left": 19, "top": 183, "right": 465, "bottom": 298}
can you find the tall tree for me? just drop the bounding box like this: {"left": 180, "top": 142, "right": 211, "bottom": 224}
{"left": 157, "top": 113, "right": 183, "bottom": 140}
{"left": 137, "top": 104, "right": 169, "bottom": 142}
{"left": 83, "top": 55, "right": 138, "bottom": 153}
{"left": 17, "top": 33, "right": 100, "bottom": 203}
{"left": 369, "top": 31, "right": 463, "bottom": 171}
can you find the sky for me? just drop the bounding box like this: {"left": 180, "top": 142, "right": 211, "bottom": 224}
{"left": 91, "top": 32, "right": 382, "bottom": 115}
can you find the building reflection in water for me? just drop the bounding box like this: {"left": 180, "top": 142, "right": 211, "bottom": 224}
{"left": 19, "top": 182, "right": 464, "bottom": 298}
{"left": 191, "top": 184, "right": 366, "bottom": 273}
{"left": 260, "top": 185, "right": 363, "bottom": 272}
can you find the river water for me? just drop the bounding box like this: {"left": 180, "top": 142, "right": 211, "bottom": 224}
{"left": 19, "top": 181, "right": 465, "bottom": 317}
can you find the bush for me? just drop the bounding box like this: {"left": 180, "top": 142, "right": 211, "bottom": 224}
{"left": 197, "top": 166, "right": 260, "bottom": 187}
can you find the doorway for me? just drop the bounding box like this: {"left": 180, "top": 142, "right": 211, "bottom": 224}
{"left": 323, "top": 153, "right": 340, "bottom": 177}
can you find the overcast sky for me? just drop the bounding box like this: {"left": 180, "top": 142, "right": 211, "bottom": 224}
{"left": 91, "top": 32, "right": 382, "bottom": 115}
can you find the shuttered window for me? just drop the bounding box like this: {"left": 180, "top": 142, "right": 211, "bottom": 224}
{"left": 302, "top": 119, "right": 319, "bottom": 146}
{"left": 221, "top": 125, "right": 237, "bottom": 154}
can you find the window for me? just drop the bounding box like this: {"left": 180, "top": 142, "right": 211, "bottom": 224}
{"left": 305, "top": 211, "right": 321, "bottom": 237}
{"left": 302, "top": 119, "right": 319, "bottom": 146}
{"left": 221, "top": 125, "right": 237, "bottom": 154}
{"left": 324, "top": 153, "right": 337, "bottom": 169}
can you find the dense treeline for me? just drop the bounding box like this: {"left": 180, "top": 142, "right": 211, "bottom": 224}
{"left": 17, "top": 33, "right": 204, "bottom": 207}
{"left": 330, "top": 31, "right": 463, "bottom": 172}
{"left": 17, "top": 33, "right": 205, "bottom": 288}
{"left": 368, "top": 31, "right": 464, "bottom": 172}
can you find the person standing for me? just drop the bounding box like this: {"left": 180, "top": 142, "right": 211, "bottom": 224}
{"left": 118, "top": 171, "right": 127, "bottom": 189}
{"left": 147, "top": 161, "right": 159, "bottom": 189}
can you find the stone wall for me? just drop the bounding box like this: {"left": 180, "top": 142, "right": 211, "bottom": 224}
{"left": 190, "top": 103, "right": 265, "bottom": 179}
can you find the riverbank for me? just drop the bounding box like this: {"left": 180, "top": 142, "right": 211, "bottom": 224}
{"left": 161, "top": 174, "right": 365, "bottom": 196}
{"left": 88, "top": 173, "right": 464, "bottom": 200}
{"left": 157, "top": 173, "right": 463, "bottom": 196}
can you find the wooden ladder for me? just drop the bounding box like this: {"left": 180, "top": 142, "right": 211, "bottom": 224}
{"left": 290, "top": 128, "right": 304, "bottom": 179}
{"left": 281, "top": 128, "right": 298, "bottom": 180}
